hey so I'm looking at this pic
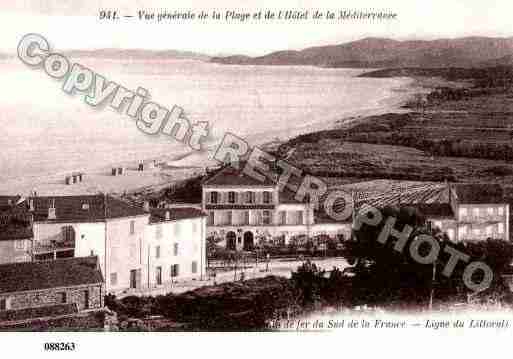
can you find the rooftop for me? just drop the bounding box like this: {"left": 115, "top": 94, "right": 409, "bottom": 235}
{"left": 203, "top": 163, "right": 275, "bottom": 187}
{"left": 0, "top": 207, "right": 33, "bottom": 242}
{"left": 30, "top": 194, "right": 147, "bottom": 223}
{"left": 454, "top": 183, "right": 505, "bottom": 204}
{"left": 401, "top": 203, "right": 455, "bottom": 219}
{"left": 149, "top": 207, "right": 206, "bottom": 223}
{"left": 0, "top": 196, "right": 23, "bottom": 212}
{"left": 0, "top": 256, "right": 104, "bottom": 294}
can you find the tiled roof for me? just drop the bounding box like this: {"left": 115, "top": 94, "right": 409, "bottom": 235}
{"left": 0, "top": 257, "right": 103, "bottom": 294}
{"left": 203, "top": 163, "right": 275, "bottom": 187}
{"left": 0, "top": 196, "right": 22, "bottom": 211}
{"left": 454, "top": 184, "right": 505, "bottom": 204}
{"left": 353, "top": 183, "right": 447, "bottom": 211}
{"left": 278, "top": 188, "right": 304, "bottom": 204}
{"left": 0, "top": 221, "right": 33, "bottom": 241}
{"left": 31, "top": 194, "right": 147, "bottom": 223}
{"left": 149, "top": 207, "right": 206, "bottom": 224}
{"left": 402, "top": 203, "right": 455, "bottom": 219}
{"left": 0, "top": 207, "right": 33, "bottom": 242}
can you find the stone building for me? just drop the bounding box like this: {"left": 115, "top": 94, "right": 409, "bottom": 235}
{"left": 0, "top": 256, "right": 104, "bottom": 313}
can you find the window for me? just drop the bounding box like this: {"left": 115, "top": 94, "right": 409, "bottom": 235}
{"left": 243, "top": 211, "right": 250, "bottom": 225}
{"left": 14, "top": 240, "right": 24, "bottom": 251}
{"left": 155, "top": 245, "right": 161, "bottom": 259}
{"left": 460, "top": 226, "right": 467, "bottom": 235}
{"left": 156, "top": 266, "right": 162, "bottom": 285}
{"left": 447, "top": 229, "right": 455, "bottom": 240}
{"left": 296, "top": 211, "right": 304, "bottom": 225}
{"left": 156, "top": 225, "right": 163, "bottom": 239}
{"left": 192, "top": 261, "right": 198, "bottom": 274}
{"left": 129, "top": 220, "right": 135, "bottom": 235}
{"left": 62, "top": 225, "right": 74, "bottom": 242}
{"left": 278, "top": 211, "right": 286, "bottom": 225}
{"left": 263, "top": 191, "right": 272, "bottom": 204}
{"left": 459, "top": 208, "right": 467, "bottom": 217}
{"left": 110, "top": 273, "right": 118, "bottom": 286}
{"left": 245, "top": 191, "right": 255, "bottom": 204}
{"left": 473, "top": 208, "right": 480, "bottom": 217}
{"left": 171, "top": 264, "right": 179, "bottom": 277}
{"left": 207, "top": 211, "right": 214, "bottom": 226}
{"left": 262, "top": 210, "right": 272, "bottom": 225}
{"left": 486, "top": 226, "right": 492, "bottom": 236}
{"left": 58, "top": 292, "right": 67, "bottom": 304}
{"left": 83, "top": 290, "right": 89, "bottom": 310}
{"left": 473, "top": 228, "right": 481, "bottom": 235}
{"left": 173, "top": 243, "right": 179, "bottom": 256}
{"left": 498, "top": 207, "right": 504, "bottom": 216}
{"left": 0, "top": 298, "right": 7, "bottom": 311}
{"left": 228, "top": 191, "right": 237, "bottom": 204}
{"left": 499, "top": 223, "right": 504, "bottom": 234}
{"left": 487, "top": 207, "right": 494, "bottom": 215}
{"left": 210, "top": 191, "right": 219, "bottom": 204}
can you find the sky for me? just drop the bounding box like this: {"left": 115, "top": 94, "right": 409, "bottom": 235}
{"left": 1, "top": 0, "right": 512, "bottom": 56}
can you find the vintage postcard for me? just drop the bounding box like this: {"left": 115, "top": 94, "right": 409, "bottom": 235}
{"left": 1, "top": 0, "right": 513, "bottom": 357}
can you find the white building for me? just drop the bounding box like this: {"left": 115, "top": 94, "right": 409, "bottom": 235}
{"left": 451, "top": 184, "right": 510, "bottom": 242}
{"left": 26, "top": 195, "right": 206, "bottom": 293}
{"left": 202, "top": 165, "right": 352, "bottom": 250}
{"left": 145, "top": 208, "right": 207, "bottom": 289}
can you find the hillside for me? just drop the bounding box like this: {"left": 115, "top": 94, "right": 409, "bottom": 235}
{"left": 64, "top": 48, "right": 210, "bottom": 61}
{"left": 211, "top": 37, "right": 513, "bottom": 68}
{"left": 274, "top": 66, "right": 513, "bottom": 184}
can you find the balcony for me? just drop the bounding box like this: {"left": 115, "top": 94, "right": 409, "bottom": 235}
{"left": 458, "top": 215, "right": 505, "bottom": 225}
{"left": 33, "top": 239, "right": 75, "bottom": 255}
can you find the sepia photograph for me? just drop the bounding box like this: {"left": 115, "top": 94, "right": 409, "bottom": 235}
{"left": 1, "top": 0, "right": 513, "bottom": 357}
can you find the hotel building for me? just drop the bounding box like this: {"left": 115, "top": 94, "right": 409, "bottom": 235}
{"left": 202, "top": 165, "right": 352, "bottom": 250}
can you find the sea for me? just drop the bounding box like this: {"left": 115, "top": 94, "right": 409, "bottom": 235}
{"left": 0, "top": 58, "right": 411, "bottom": 183}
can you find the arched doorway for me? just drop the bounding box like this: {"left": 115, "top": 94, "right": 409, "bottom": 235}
{"left": 243, "top": 231, "right": 254, "bottom": 251}
{"left": 226, "top": 231, "right": 236, "bottom": 250}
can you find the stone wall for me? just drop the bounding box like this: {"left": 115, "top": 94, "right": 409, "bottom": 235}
{"left": 0, "top": 284, "right": 103, "bottom": 312}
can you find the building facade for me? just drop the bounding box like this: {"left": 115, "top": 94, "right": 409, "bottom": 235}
{"left": 0, "top": 257, "right": 104, "bottom": 313}
{"left": 0, "top": 195, "right": 207, "bottom": 294}
{"left": 202, "top": 165, "right": 351, "bottom": 249}
{"left": 144, "top": 208, "right": 207, "bottom": 290}
{"left": 450, "top": 184, "right": 510, "bottom": 242}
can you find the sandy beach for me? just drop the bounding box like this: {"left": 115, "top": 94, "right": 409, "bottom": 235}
{"left": 0, "top": 61, "right": 418, "bottom": 197}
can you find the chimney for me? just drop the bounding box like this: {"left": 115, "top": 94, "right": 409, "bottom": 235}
{"left": 143, "top": 201, "right": 150, "bottom": 212}
{"left": 165, "top": 210, "right": 171, "bottom": 221}
{"left": 48, "top": 199, "right": 56, "bottom": 220}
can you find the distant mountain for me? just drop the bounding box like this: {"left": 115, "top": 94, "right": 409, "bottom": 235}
{"left": 211, "top": 37, "right": 513, "bottom": 68}
{"left": 64, "top": 48, "right": 210, "bottom": 61}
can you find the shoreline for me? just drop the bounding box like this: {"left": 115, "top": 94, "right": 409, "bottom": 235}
{"left": 0, "top": 73, "right": 422, "bottom": 197}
